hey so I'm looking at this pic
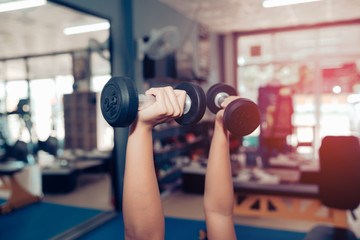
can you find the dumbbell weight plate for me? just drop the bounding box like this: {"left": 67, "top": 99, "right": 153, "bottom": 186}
{"left": 206, "top": 83, "right": 237, "bottom": 114}
{"left": 223, "top": 98, "right": 260, "bottom": 136}
{"left": 175, "top": 82, "right": 206, "bottom": 126}
{"left": 100, "top": 76, "right": 139, "bottom": 127}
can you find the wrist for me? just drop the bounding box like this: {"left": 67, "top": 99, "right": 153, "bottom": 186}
{"left": 214, "top": 119, "right": 227, "bottom": 131}
{"left": 213, "top": 121, "right": 229, "bottom": 139}
{"left": 129, "top": 120, "right": 153, "bottom": 136}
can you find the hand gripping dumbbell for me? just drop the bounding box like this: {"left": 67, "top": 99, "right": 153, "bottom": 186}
{"left": 100, "top": 76, "right": 206, "bottom": 127}
{"left": 206, "top": 83, "right": 260, "bottom": 136}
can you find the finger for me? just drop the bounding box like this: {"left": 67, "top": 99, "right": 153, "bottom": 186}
{"left": 162, "top": 87, "right": 175, "bottom": 118}
{"left": 174, "top": 90, "right": 186, "bottom": 116}
{"left": 144, "top": 87, "right": 158, "bottom": 97}
{"left": 216, "top": 109, "right": 225, "bottom": 123}
{"left": 164, "top": 87, "right": 183, "bottom": 118}
{"left": 145, "top": 88, "right": 168, "bottom": 116}
{"left": 221, "top": 96, "right": 240, "bottom": 109}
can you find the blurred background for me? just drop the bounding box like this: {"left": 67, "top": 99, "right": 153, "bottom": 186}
{"left": 0, "top": 0, "right": 360, "bottom": 239}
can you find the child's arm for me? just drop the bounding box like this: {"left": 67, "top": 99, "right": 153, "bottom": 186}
{"left": 204, "top": 97, "right": 238, "bottom": 240}
{"left": 123, "top": 87, "right": 186, "bottom": 240}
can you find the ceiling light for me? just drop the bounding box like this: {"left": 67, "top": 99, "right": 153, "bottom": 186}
{"left": 263, "top": 0, "right": 321, "bottom": 8}
{"left": 0, "top": 0, "right": 46, "bottom": 13}
{"left": 332, "top": 85, "right": 341, "bottom": 94}
{"left": 64, "top": 22, "right": 110, "bottom": 35}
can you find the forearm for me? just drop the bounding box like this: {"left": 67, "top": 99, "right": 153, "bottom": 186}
{"left": 123, "top": 124, "right": 164, "bottom": 239}
{"left": 204, "top": 122, "right": 234, "bottom": 215}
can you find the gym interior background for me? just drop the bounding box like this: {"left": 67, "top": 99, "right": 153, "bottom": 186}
{"left": 1, "top": 0, "right": 360, "bottom": 239}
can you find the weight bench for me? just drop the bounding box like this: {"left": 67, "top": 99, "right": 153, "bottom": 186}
{"left": 303, "top": 136, "right": 360, "bottom": 240}
{"left": 0, "top": 161, "right": 41, "bottom": 214}
{"left": 232, "top": 182, "right": 348, "bottom": 225}
{"left": 234, "top": 136, "right": 360, "bottom": 239}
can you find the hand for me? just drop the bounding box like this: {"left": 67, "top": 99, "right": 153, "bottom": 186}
{"left": 215, "top": 96, "right": 240, "bottom": 134}
{"left": 136, "top": 86, "right": 186, "bottom": 129}
{"left": 215, "top": 96, "right": 240, "bottom": 125}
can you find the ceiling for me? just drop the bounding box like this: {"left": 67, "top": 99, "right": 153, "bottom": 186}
{"left": 0, "top": 1, "right": 109, "bottom": 60}
{"left": 1, "top": 0, "right": 360, "bottom": 60}
{"left": 159, "top": 0, "right": 360, "bottom": 33}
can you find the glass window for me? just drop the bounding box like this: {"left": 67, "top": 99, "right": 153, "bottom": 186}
{"left": 274, "top": 29, "right": 317, "bottom": 61}
{"left": 320, "top": 93, "right": 353, "bottom": 138}
{"left": 0, "top": 61, "right": 5, "bottom": 81}
{"left": 29, "top": 76, "right": 74, "bottom": 142}
{"left": 0, "top": 81, "right": 5, "bottom": 113}
{"left": 6, "top": 80, "right": 29, "bottom": 142}
{"left": 237, "top": 24, "right": 360, "bottom": 162}
{"left": 237, "top": 34, "right": 273, "bottom": 66}
{"left": 55, "top": 75, "right": 74, "bottom": 95}
{"left": 54, "top": 75, "right": 74, "bottom": 140}
{"left": 30, "top": 78, "right": 57, "bottom": 141}
{"left": 319, "top": 25, "right": 360, "bottom": 56}
{"left": 91, "top": 51, "right": 111, "bottom": 92}
{"left": 28, "top": 54, "right": 73, "bottom": 79}
{"left": 237, "top": 64, "right": 274, "bottom": 102}
{"left": 91, "top": 74, "right": 110, "bottom": 92}
{"left": 54, "top": 54, "right": 73, "bottom": 76}
{"left": 91, "top": 52, "right": 111, "bottom": 76}
{"left": 28, "top": 56, "right": 55, "bottom": 79}
{"left": 90, "top": 74, "right": 114, "bottom": 151}
{"left": 6, "top": 80, "right": 28, "bottom": 111}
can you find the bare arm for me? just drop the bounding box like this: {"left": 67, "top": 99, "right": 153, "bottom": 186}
{"left": 123, "top": 87, "right": 186, "bottom": 240}
{"left": 204, "top": 97, "right": 237, "bottom": 240}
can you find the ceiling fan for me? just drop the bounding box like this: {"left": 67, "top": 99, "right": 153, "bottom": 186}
{"left": 88, "top": 37, "right": 110, "bottom": 61}
{"left": 137, "top": 25, "right": 180, "bottom": 61}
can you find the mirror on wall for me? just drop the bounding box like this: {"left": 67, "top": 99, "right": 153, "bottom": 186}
{"left": 0, "top": 0, "right": 114, "bottom": 213}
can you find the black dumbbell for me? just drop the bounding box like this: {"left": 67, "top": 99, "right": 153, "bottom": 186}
{"left": 100, "top": 76, "right": 206, "bottom": 127}
{"left": 206, "top": 83, "right": 260, "bottom": 136}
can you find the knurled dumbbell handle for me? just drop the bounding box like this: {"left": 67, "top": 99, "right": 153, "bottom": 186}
{"left": 138, "top": 94, "right": 192, "bottom": 114}
{"left": 138, "top": 94, "right": 156, "bottom": 110}
{"left": 214, "top": 92, "right": 231, "bottom": 109}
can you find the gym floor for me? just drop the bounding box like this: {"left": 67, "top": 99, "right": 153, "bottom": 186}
{"left": 41, "top": 172, "right": 360, "bottom": 238}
